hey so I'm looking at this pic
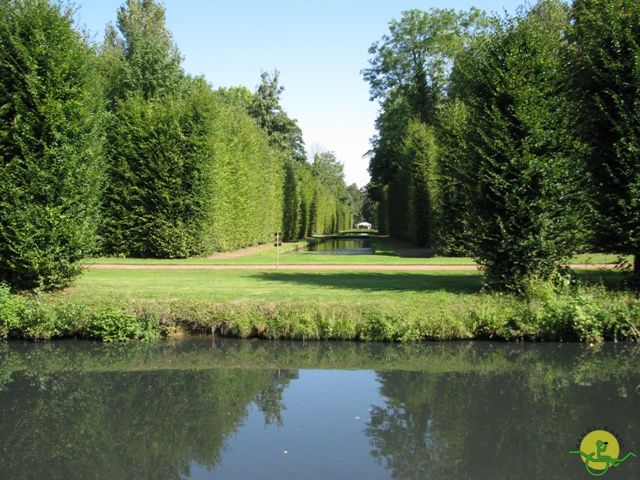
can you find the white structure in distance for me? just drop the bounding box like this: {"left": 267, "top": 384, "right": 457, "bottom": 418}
{"left": 355, "top": 221, "right": 372, "bottom": 230}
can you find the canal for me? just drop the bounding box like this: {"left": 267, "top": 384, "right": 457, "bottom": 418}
{"left": 306, "top": 237, "right": 373, "bottom": 254}
{"left": 0, "top": 339, "right": 638, "bottom": 479}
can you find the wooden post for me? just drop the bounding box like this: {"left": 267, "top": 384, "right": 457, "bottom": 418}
{"left": 275, "top": 232, "right": 280, "bottom": 271}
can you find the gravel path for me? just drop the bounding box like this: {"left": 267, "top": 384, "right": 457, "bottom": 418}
{"left": 206, "top": 243, "right": 274, "bottom": 259}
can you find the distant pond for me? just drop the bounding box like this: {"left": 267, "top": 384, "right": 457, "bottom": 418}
{"left": 0, "top": 339, "right": 639, "bottom": 479}
{"left": 306, "top": 237, "right": 373, "bottom": 254}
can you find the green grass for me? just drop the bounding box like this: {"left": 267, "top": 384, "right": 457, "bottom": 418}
{"left": 84, "top": 237, "right": 632, "bottom": 266}
{"left": 70, "top": 270, "right": 481, "bottom": 302}
{"left": 51, "top": 267, "right": 630, "bottom": 308}
{"left": 4, "top": 246, "right": 638, "bottom": 343}
{"left": 56, "top": 269, "right": 483, "bottom": 303}
{"left": 2, "top": 267, "right": 639, "bottom": 343}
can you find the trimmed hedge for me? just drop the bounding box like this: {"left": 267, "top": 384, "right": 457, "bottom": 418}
{"left": 0, "top": 0, "right": 105, "bottom": 290}
{"left": 101, "top": 79, "right": 284, "bottom": 257}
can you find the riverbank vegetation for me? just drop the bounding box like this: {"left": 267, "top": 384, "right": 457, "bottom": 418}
{"left": 1, "top": 269, "right": 639, "bottom": 343}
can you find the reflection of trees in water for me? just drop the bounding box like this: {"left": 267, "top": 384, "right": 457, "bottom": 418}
{"left": 2, "top": 341, "right": 639, "bottom": 479}
{"left": 367, "top": 367, "right": 640, "bottom": 479}
{"left": 0, "top": 367, "right": 296, "bottom": 479}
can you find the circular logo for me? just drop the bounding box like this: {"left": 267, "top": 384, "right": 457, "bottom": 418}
{"left": 570, "top": 428, "right": 636, "bottom": 477}
{"left": 579, "top": 430, "right": 621, "bottom": 472}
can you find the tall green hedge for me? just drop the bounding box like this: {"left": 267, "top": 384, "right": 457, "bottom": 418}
{"left": 455, "top": 1, "right": 587, "bottom": 291}
{"left": 203, "top": 89, "right": 283, "bottom": 252}
{"left": 101, "top": 79, "right": 283, "bottom": 257}
{"left": 0, "top": 0, "right": 104, "bottom": 290}
{"left": 570, "top": 0, "right": 640, "bottom": 277}
{"left": 404, "top": 119, "right": 440, "bottom": 247}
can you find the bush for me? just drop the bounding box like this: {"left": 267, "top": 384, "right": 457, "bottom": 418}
{"left": 18, "top": 300, "right": 63, "bottom": 340}
{"left": 0, "top": 283, "right": 21, "bottom": 338}
{"left": 453, "top": 1, "right": 588, "bottom": 292}
{"left": 84, "top": 308, "right": 159, "bottom": 342}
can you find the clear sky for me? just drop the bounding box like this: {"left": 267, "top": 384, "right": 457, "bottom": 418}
{"left": 74, "top": 0, "right": 523, "bottom": 187}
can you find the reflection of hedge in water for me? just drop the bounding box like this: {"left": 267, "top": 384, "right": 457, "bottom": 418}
{"left": 0, "top": 365, "right": 295, "bottom": 479}
{"left": 2, "top": 340, "right": 638, "bottom": 379}
{"left": 1, "top": 340, "right": 638, "bottom": 479}
{"left": 367, "top": 368, "right": 640, "bottom": 479}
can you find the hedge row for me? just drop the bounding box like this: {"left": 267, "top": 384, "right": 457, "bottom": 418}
{"left": 0, "top": 0, "right": 356, "bottom": 290}
{"left": 101, "top": 80, "right": 284, "bottom": 257}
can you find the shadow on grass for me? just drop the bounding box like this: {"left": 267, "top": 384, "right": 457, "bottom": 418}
{"left": 255, "top": 272, "right": 482, "bottom": 294}
{"left": 370, "top": 237, "right": 443, "bottom": 259}
{"left": 573, "top": 269, "right": 633, "bottom": 290}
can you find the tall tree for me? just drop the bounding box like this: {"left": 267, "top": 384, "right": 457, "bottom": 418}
{"left": 363, "top": 8, "right": 494, "bottom": 123}
{"left": 101, "top": 0, "right": 183, "bottom": 102}
{"left": 570, "top": 0, "right": 640, "bottom": 278}
{"left": 363, "top": 8, "right": 494, "bottom": 245}
{"left": 0, "top": 0, "right": 104, "bottom": 290}
{"left": 248, "top": 70, "right": 306, "bottom": 163}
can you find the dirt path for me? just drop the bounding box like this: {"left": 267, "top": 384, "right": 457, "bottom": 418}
{"left": 206, "top": 243, "right": 274, "bottom": 259}
{"left": 87, "top": 263, "right": 617, "bottom": 271}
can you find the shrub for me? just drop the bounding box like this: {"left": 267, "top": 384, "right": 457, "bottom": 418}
{"left": 84, "top": 308, "right": 158, "bottom": 342}
{"left": 455, "top": 2, "right": 588, "bottom": 292}
{"left": 0, "top": 283, "right": 21, "bottom": 338}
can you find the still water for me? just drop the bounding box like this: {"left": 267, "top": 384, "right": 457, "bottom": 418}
{"left": 0, "top": 339, "right": 638, "bottom": 479}
{"left": 307, "top": 238, "right": 372, "bottom": 253}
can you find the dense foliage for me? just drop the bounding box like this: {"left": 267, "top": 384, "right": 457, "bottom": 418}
{"left": 570, "top": 0, "right": 640, "bottom": 276}
{"left": 455, "top": 1, "right": 588, "bottom": 291}
{"left": 99, "top": 1, "right": 288, "bottom": 257}
{"left": 0, "top": 0, "right": 104, "bottom": 290}
{"left": 364, "top": 0, "right": 640, "bottom": 291}
{"left": 0, "top": 0, "right": 356, "bottom": 290}
{"left": 102, "top": 79, "right": 284, "bottom": 257}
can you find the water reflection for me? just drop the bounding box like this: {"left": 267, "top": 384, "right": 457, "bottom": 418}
{"left": 0, "top": 340, "right": 638, "bottom": 479}
{"left": 306, "top": 238, "right": 372, "bottom": 253}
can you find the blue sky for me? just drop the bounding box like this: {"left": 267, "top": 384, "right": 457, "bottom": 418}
{"left": 74, "top": 1, "right": 523, "bottom": 187}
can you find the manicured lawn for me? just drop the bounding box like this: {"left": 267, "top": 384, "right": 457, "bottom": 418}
{"left": 59, "top": 268, "right": 484, "bottom": 304}
{"left": 8, "top": 265, "right": 633, "bottom": 343}
{"left": 55, "top": 266, "right": 627, "bottom": 306}
{"left": 83, "top": 237, "right": 631, "bottom": 266}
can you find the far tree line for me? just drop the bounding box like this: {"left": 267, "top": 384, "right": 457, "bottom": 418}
{"left": 0, "top": 0, "right": 361, "bottom": 291}
{"left": 363, "top": 0, "right": 640, "bottom": 291}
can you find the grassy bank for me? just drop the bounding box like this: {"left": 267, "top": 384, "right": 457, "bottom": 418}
{"left": 1, "top": 269, "right": 639, "bottom": 343}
